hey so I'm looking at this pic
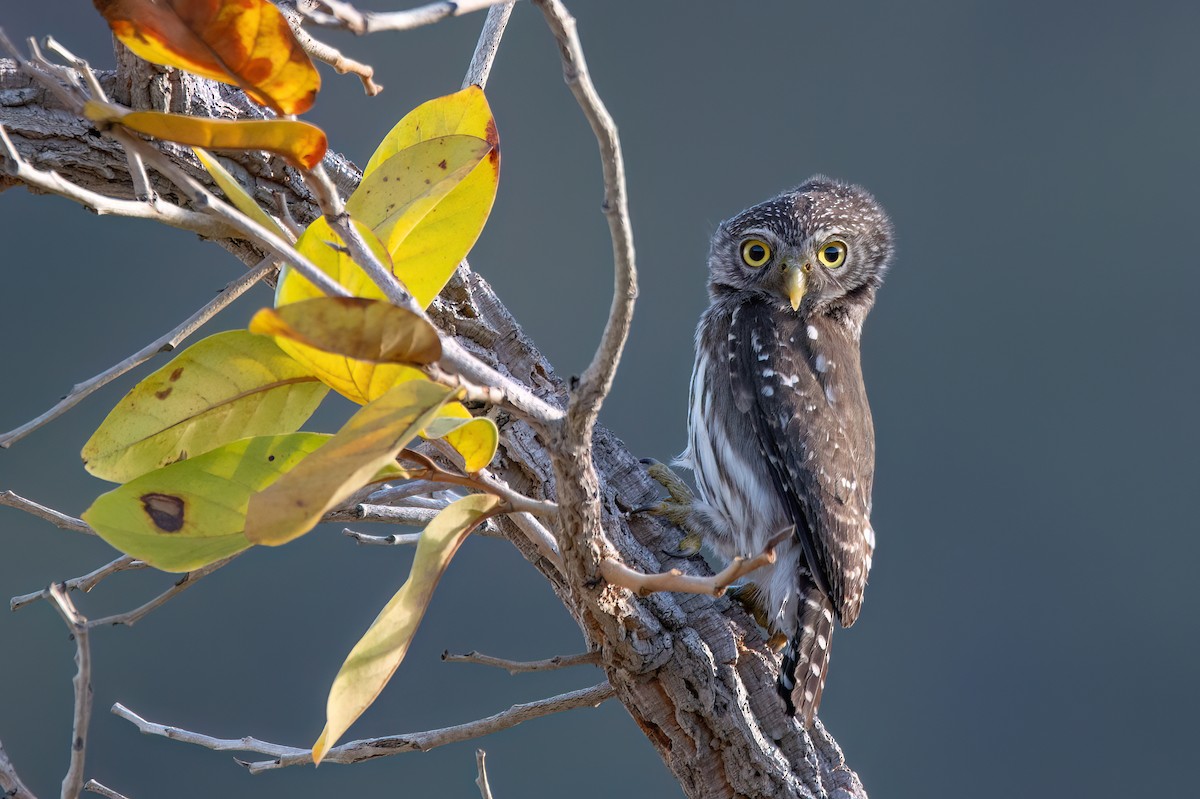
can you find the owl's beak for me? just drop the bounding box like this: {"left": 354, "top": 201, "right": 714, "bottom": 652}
{"left": 784, "top": 264, "right": 808, "bottom": 311}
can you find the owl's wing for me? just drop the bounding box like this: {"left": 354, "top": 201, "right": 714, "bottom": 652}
{"left": 727, "top": 301, "right": 875, "bottom": 626}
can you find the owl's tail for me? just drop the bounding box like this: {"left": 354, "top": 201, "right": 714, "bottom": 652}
{"left": 779, "top": 586, "right": 835, "bottom": 729}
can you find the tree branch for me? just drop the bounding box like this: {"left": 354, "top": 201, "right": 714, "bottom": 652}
{"left": 462, "top": 3, "right": 516, "bottom": 89}
{"left": 46, "top": 583, "right": 92, "bottom": 799}
{"left": 600, "top": 529, "right": 790, "bottom": 598}
{"left": 475, "top": 749, "right": 494, "bottom": 799}
{"left": 83, "top": 780, "right": 132, "bottom": 799}
{"left": 0, "top": 490, "right": 91, "bottom": 534}
{"left": 441, "top": 649, "right": 599, "bottom": 674}
{"left": 0, "top": 736, "right": 37, "bottom": 799}
{"left": 85, "top": 556, "right": 236, "bottom": 629}
{"left": 10, "top": 556, "right": 143, "bottom": 613}
{"left": 110, "top": 681, "right": 615, "bottom": 773}
{"left": 299, "top": 0, "right": 519, "bottom": 35}
{"left": 0, "top": 256, "right": 275, "bottom": 449}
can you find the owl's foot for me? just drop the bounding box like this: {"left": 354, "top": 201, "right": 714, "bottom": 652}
{"left": 636, "top": 458, "right": 704, "bottom": 557}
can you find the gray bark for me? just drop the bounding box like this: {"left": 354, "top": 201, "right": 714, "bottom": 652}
{"left": 0, "top": 58, "right": 868, "bottom": 799}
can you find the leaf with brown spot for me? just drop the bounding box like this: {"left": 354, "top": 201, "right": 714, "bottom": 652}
{"left": 92, "top": 0, "right": 319, "bottom": 114}
{"left": 249, "top": 297, "right": 442, "bottom": 365}
{"left": 244, "top": 380, "right": 454, "bottom": 546}
{"left": 360, "top": 87, "right": 500, "bottom": 309}
{"left": 83, "top": 433, "right": 331, "bottom": 572}
{"left": 83, "top": 331, "right": 328, "bottom": 483}
{"left": 312, "top": 493, "right": 501, "bottom": 763}
{"left": 84, "top": 101, "right": 326, "bottom": 169}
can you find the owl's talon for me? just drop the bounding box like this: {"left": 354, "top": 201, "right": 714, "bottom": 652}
{"left": 728, "top": 581, "right": 776, "bottom": 631}
{"left": 766, "top": 631, "right": 789, "bottom": 652}
{"left": 662, "top": 532, "right": 704, "bottom": 559}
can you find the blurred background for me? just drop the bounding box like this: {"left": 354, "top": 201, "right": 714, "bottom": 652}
{"left": 2, "top": 1, "right": 1198, "bottom": 797}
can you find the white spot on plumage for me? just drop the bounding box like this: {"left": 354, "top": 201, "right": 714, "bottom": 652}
{"left": 814, "top": 353, "right": 829, "bottom": 373}
{"left": 806, "top": 325, "right": 819, "bottom": 340}
{"left": 816, "top": 635, "right": 828, "bottom": 651}
{"left": 762, "top": 386, "right": 775, "bottom": 397}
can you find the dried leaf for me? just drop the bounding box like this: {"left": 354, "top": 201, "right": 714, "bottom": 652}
{"left": 249, "top": 297, "right": 442, "bottom": 365}
{"left": 312, "top": 494, "right": 501, "bottom": 763}
{"left": 92, "top": 0, "right": 319, "bottom": 114}
{"left": 243, "top": 380, "right": 454, "bottom": 546}
{"left": 85, "top": 101, "right": 326, "bottom": 168}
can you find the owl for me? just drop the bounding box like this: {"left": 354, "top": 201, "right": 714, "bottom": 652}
{"left": 674, "top": 176, "right": 893, "bottom": 727}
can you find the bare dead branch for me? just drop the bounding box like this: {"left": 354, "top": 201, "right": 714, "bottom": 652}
{"left": 0, "top": 736, "right": 37, "bottom": 799}
{"left": 332, "top": 505, "right": 440, "bottom": 526}
{"left": 534, "top": 0, "right": 636, "bottom": 437}
{"left": 86, "top": 556, "right": 237, "bottom": 629}
{"left": 600, "top": 529, "right": 791, "bottom": 599}
{"left": 11, "top": 556, "right": 144, "bottom": 613}
{"left": 0, "top": 256, "right": 275, "bottom": 449}
{"left": 462, "top": 3, "right": 516, "bottom": 89}
{"left": 0, "top": 122, "right": 230, "bottom": 238}
{"left": 475, "top": 749, "right": 494, "bottom": 799}
{"left": 83, "top": 780, "right": 132, "bottom": 799}
{"left": 442, "top": 649, "right": 599, "bottom": 674}
{"left": 303, "top": 0, "right": 518, "bottom": 35}
{"left": 281, "top": 6, "right": 382, "bottom": 96}
{"left": 342, "top": 528, "right": 423, "bottom": 546}
{"left": 0, "top": 490, "right": 91, "bottom": 534}
{"left": 46, "top": 583, "right": 92, "bottom": 799}
{"left": 398, "top": 450, "right": 559, "bottom": 518}
{"left": 111, "top": 682, "right": 613, "bottom": 773}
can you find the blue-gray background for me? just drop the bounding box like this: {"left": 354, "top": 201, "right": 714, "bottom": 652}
{"left": 2, "top": 2, "right": 1198, "bottom": 797}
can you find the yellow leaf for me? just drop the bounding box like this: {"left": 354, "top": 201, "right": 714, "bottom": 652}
{"left": 422, "top": 406, "right": 498, "bottom": 473}
{"left": 93, "top": 0, "right": 320, "bottom": 114}
{"left": 346, "top": 135, "right": 491, "bottom": 262}
{"left": 249, "top": 297, "right": 442, "bottom": 365}
{"left": 361, "top": 87, "right": 500, "bottom": 309}
{"left": 84, "top": 101, "right": 326, "bottom": 169}
{"left": 362, "top": 87, "right": 497, "bottom": 179}
{"left": 194, "top": 147, "right": 285, "bottom": 237}
{"left": 82, "top": 433, "right": 330, "bottom": 572}
{"left": 312, "top": 494, "right": 501, "bottom": 763}
{"left": 244, "top": 381, "right": 454, "bottom": 546}
{"left": 82, "top": 331, "right": 327, "bottom": 483}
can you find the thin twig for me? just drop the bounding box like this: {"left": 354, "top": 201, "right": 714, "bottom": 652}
{"left": 0, "top": 123, "right": 231, "bottom": 239}
{"left": 462, "top": 3, "right": 516, "bottom": 89}
{"left": 307, "top": 0, "right": 518, "bottom": 35}
{"left": 86, "top": 556, "right": 236, "bottom": 629}
{"left": 281, "top": 5, "right": 382, "bottom": 95}
{"left": 111, "top": 682, "right": 614, "bottom": 773}
{"left": 600, "top": 530, "right": 791, "bottom": 599}
{"left": 398, "top": 450, "right": 559, "bottom": 518}
{"left": 534, "top": 0, "right": 636, "bottom": 437}
{"left": 504, "top": 512, "right": 563, "bottom": 572}
{"left": 84, "top": 780, "right": 133, "bottom": 799}
{"left": 330, "top": 505, "right": 440, "bottom": 526}
{"left": 0, "top": 257, "right": 275, "bottom": 448}
{"left": 342, "top": 528, "right": 423, "bottom": 546}
{"left": 11, "top": 556, "right": 144, "bottom": 613}
{"left": 442, "top": 649, "right": 599, "bottom": 674}
{"left": 0, "top": 736, "right": 37, "bottom": 799}
{"left": 46, "top": 583, "right": 92, "bottom": 799}
{"left": 0, "top": 490, "right": 91, "bottom": 533}
{"left": 475, "top": 749, "right": 494, "bottom": 799}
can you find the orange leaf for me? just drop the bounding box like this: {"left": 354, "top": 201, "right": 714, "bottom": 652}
{"left": 84, "top": 101, "right": 326, "bottom": 169}
{"left": 93, "top": 0, "right": 320, "bottom": 115}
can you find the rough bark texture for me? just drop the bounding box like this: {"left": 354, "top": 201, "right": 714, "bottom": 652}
{"left": 0, "top": 59, "right": 868, "bottom": 799}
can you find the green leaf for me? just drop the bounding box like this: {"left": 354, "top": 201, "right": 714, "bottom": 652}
{"left": 249, "top": 297, "right": 442, "bottom": 365}
{"left": 243, "top": 380, "right": 454, "bottom": 546}
{"left": 312, "top": 493, "right": 501, "bottom": 763}
{"left": 82, "top": 433, "right": 330, "bottom": 572}
{"left": 82, "top": 331, "right": 328, "bottom": 483}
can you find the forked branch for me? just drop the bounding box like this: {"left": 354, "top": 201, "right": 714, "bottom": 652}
{"left": 600, "top": 529, "right": 791, "bottom": 598}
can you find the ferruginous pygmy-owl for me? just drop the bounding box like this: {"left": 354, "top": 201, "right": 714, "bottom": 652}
{"left": 672, "top": 176, "right": 893, "bottom": 727}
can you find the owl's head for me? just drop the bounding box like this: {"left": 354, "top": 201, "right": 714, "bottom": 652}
{"left": 707, "top": 176, "right": 893, "bottom": 317}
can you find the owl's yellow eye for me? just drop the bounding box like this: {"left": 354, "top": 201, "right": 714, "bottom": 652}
{"left": 817, "top": 240, "right": 847, "bottom": 268}
{"left": 741, "top": 239, "right": 772, "bottom": 268}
